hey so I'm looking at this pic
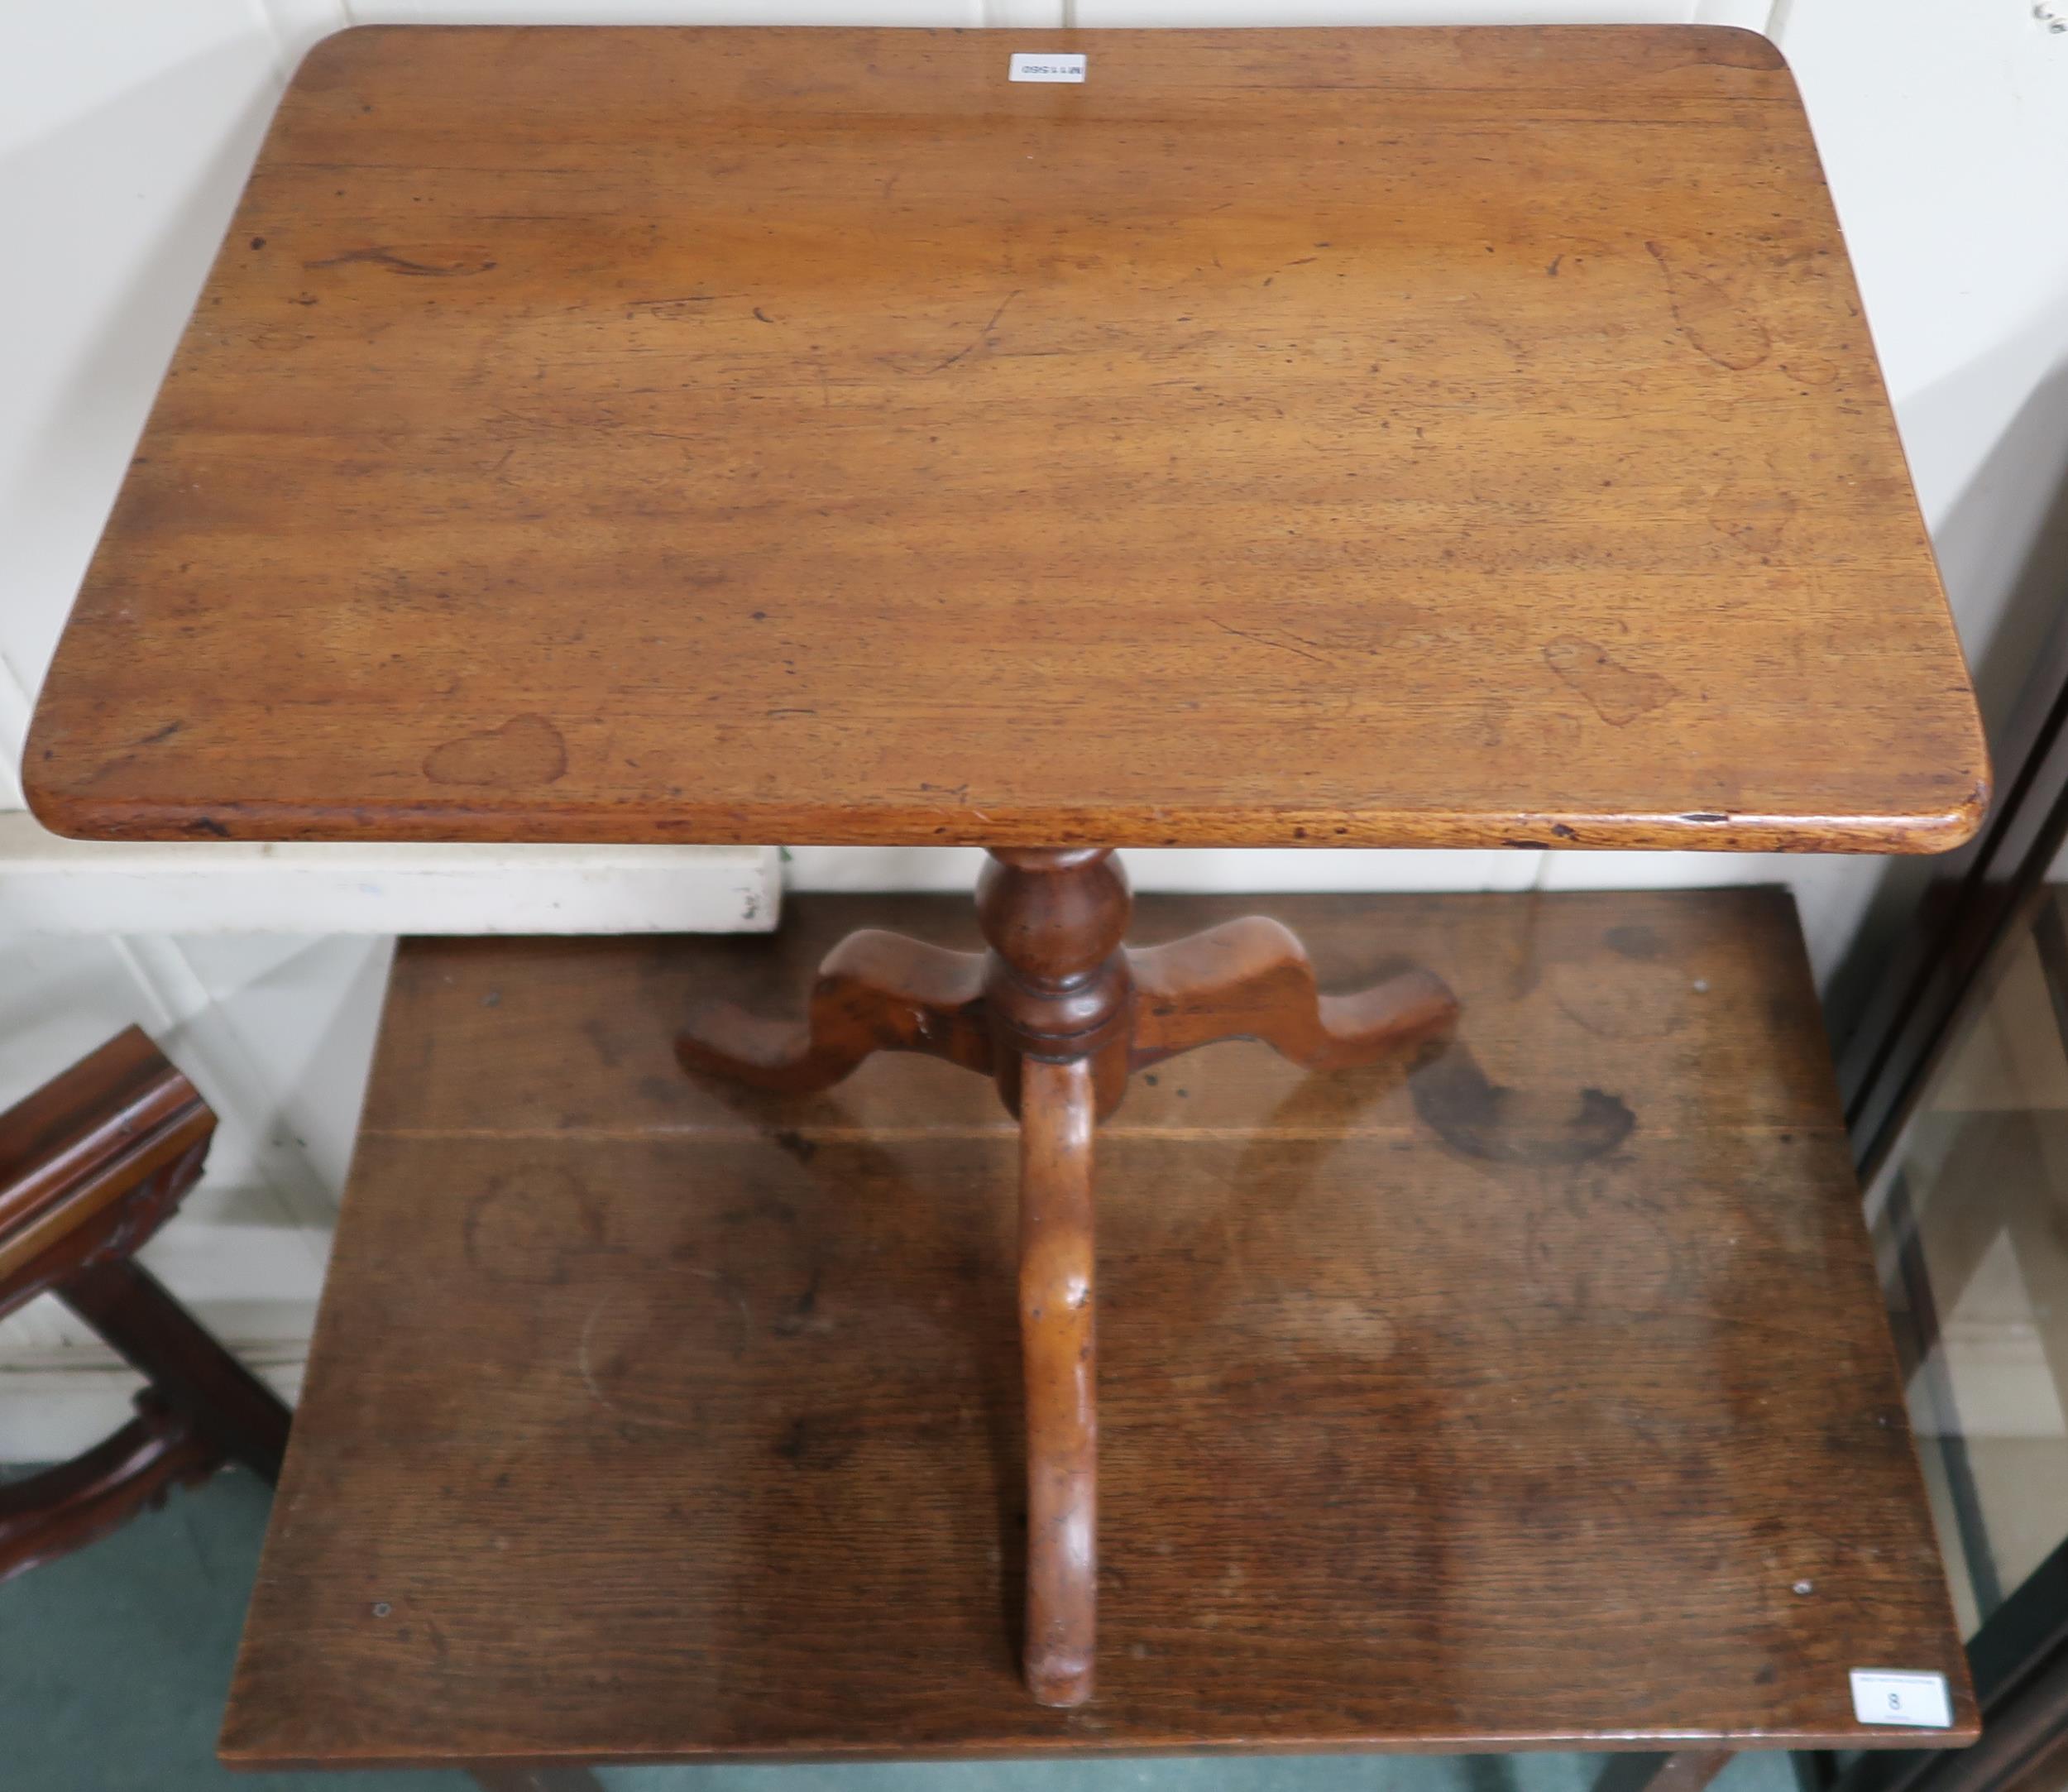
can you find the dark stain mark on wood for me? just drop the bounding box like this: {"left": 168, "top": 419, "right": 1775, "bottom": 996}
{"left": 1604, "top": 922, "right": 1667, "bottom": 961}
{"left": 884, "top": 289, "right": 1021, "bottom": 376}
{"left": 1645, "top": 240, "right": 1771, "bottom": 371}
{"left": 1208, "top": 617, "right": 1329, "bottom": 667}
{"left": 771, "top": 1128, "right": 818, "bottom": 1164}
{"left": 630, "top": 295, "right": 720, "bottom": 319}
{"left": 307, "top": 246, "right": 497, "bottom": 277}
{"left": 424, "top": 714, "right": 567, "bottom": 788}
{"left": 1410, "top": 1045, "right": 1635, "bottom": 1165}
{"left": 769, "top": 1265, "right": 826, "bottom": 1337}
{"left": 1544, "top": 637, "right": 1679, "bottom": 726}
{"left": 773, "top": 1411, "right": 857, "bottom": 1470}
{"left": 138, "top": 721, "right": 184, "bottom": 746}
{"left": 1709, "top": 479, "right": 1797, "bottom": 554}
{"left": 463, "top": 1166, "right": 604, "bottom": 1285}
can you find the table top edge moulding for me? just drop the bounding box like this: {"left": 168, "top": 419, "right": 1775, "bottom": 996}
{"left": 21, "top": 22, "right": 1987, "bottom": 855}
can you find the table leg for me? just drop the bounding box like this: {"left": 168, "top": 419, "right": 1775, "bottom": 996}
{"left": 677, "top": 846, "right": 1457, "bottom": 1703}
{"left": 1130, "top": 914, "right": 1455, "bottom": 1071}
{"left": 676, "top": 929, "right": 992, "bottom": 1090}
{"left": 1017, "top": 1056, "right": 1099, "bottom": 1708}
{"left": 62, "top": 1258, "right": 291, "bottom": 1483}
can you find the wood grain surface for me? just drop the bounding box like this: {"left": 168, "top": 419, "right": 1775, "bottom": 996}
{"left": 221, "top": 891, "right": 1976, "bottom": 1767}
{"left": 27, "top": 26, "right": 1984, "bottom": 852}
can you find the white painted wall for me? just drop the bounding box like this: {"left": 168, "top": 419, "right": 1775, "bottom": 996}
{"left": 5, "top": 0, "right": 2066, "bottom": 1454}
{"left": 1713, "top": 0, "right": 2068, "bottom": 1009}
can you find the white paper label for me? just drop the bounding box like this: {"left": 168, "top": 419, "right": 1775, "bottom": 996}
{"left": 1009, "top": 51, "right": 1086, "bottom": 84}
{"left": 1850, "top": 1670, "right": 1953, "bottom": 1729}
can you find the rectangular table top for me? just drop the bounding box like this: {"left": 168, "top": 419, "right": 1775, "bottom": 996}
{"left": 27, "top": 26, "right": 1986, "bottom": 851}
{"left": 220, "top": 891, "right": 1975, "bottom": 1765}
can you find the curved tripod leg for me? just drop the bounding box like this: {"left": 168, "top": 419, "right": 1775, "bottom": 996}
{"left": 677, "top": 929, "right": 991, "bottom": 1094}
{"left": 1129, "top": 916, "right": 1456, "bottom": 1071}
{"left": 1017, "top": 1055, "right": 1098, "bottom": 1708}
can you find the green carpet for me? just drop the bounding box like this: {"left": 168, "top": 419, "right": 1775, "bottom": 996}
{"left": 0, "top": 1466, "right": 1799, "bottom": 1792}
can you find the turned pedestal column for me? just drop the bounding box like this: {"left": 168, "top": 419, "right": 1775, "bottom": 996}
{"left": 678, "top": 848, "right": 1456, "bottom": 1705}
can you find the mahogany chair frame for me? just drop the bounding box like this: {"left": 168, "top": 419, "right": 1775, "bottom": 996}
{"left": 0, "top": 1029, "right": 609, "bottom": 1792}
{"left": 0, "top": 1027, "right": 291, "bottom": 1580}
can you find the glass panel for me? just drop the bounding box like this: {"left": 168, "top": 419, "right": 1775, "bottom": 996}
{"left": 1868, "top": 888, "right": 2068, "bottom": 1637}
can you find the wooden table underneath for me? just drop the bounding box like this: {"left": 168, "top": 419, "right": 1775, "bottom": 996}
{"left": 223, "top": 890, "right": 1975, "bottom": 1770}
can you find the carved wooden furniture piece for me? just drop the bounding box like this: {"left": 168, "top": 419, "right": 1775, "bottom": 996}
{"left": 26, "top": 22, "right": 1989, "bottom": 1715}
{"left": 679, "top": 846, "right": 1453, "bottom": 1699}
{"left": 0, "top": 1028, "right": 290, "bottom": 1581}
{"left": 223, "top": 892, "right": 1975, "bottom": 1770}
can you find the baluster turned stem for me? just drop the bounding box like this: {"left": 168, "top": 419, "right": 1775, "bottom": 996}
{"left": 1017, "top": 1054, "right": 1099, "bottom": 1707}
{"left": 976, "top": 849, "right": 1132, "bottom": 1705}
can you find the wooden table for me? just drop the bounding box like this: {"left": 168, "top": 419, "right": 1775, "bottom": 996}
{"left": 221, "top": 893, "right": 1978, "bottom": 1770}
{"left": 26, "top": 24, "right": 1987, "bottom": 1712}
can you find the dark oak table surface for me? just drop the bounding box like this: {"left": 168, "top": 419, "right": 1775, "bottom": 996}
{"left": 26, "top": 25, "right": 1985, "bottom": 853}
{"left": 221, "top": 890, "right": 1975, "bottom": 1768}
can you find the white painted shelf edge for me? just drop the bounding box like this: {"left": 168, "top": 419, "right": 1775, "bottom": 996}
{"left": 0, "top": 813, "right": 780, "bottom": 934}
